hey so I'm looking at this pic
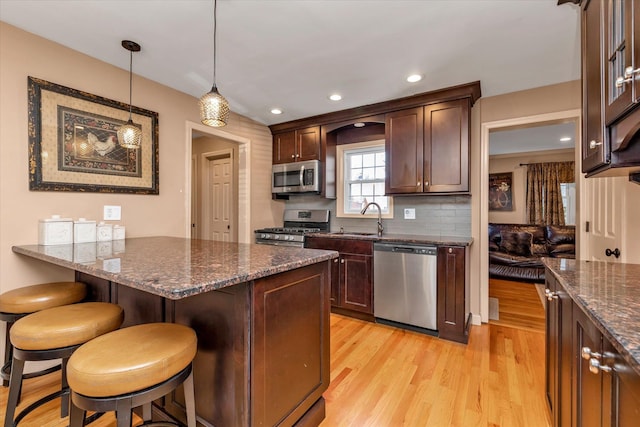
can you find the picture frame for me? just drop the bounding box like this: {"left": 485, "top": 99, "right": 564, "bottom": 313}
{"left": 28, "top": 76, "right": 159, "bottom": 194}
{"left": 489, "top": 172, "right": 513, "bottom": 211}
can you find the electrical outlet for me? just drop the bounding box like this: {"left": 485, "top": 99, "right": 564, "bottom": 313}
{"left": 104, "top": 205, "right": 121, "bottom": 221}
{"left": 404, "top": 208, "right": 416, "bottom": 220}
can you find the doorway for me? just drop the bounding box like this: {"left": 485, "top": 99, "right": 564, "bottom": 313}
{"left": 185, "top": 121, "right": 252, "bottom": 243}
{"left": 479, "top": 109, "right": 584, "bottom": 324}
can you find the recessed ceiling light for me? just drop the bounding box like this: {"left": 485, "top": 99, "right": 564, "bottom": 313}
{"left": 271, "top": 108, "right": 282, "bottom": 115}
{"left": 560, "top": 136, "right": 572, "bottom": 142}
{"left": 407, "top": 74, "right": 422, "bottom": 83}
{"left": 354, "top": 122, "right": 365, "bottom": 128}
{"left": 329, "top": 94, "right": 342, "bottom": 101}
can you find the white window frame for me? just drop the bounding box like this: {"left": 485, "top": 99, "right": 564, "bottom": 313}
{"left": 336, "top": 139, "right": 393, "bottom": 218}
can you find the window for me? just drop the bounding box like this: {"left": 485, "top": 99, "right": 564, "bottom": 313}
{"left": 560, "top": 182, "right": 576, "bottom": 225}
{"left": 336, "top": 140, "right": 393, "bottom": 218}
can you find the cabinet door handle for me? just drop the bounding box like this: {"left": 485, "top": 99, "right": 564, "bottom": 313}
{"left": 291, "top": 154, "right": 295, "bottom": 158}
{"left": 581, "top": 346, "right": 602, "bottom": 360}
{"left": 448, "top": 248, "right": 452, "bottom": 253}
{"left": 417, "top": 181, "right": 420, "bottom": 187}
{"left": 588, "top": 357, "right": 613, "bottom": 374}
{"left": 424, "top": 181, "right": 429, "bottom": 187}
{"left": 333, "top": 258, "right": 338, "bottom": 263}
{"left": 544, "top": 288, "right": 558, "bottom": 301}
{"left": 340, "top": 259, "right": 344, "bottom": 264}
{"left": 589, "top": 140, "right": 602, "bottom": 149}
{"left": 615, "top": 66, "right": 640, "bottom": 87}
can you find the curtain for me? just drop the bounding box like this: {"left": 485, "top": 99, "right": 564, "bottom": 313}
{"left": 526, "top": 161, "right": 574, "bottom": 225}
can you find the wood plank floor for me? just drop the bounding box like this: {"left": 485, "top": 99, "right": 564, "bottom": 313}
{"left": 489, "top": 278, "right": 546, "bottom": 332}
{"left": 0, "top": 314, "right": 550, "bottom": 427}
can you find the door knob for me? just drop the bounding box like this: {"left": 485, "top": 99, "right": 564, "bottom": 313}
{"left": 605, "top": 248, "right": 621, "bottom": 258}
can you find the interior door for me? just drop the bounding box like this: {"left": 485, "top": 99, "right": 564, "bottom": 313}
{"left": 587, "top": 176, "right": 625, "bottom": 262}
{"left": 207, "top": 155, "right": 233, "bottom": 242}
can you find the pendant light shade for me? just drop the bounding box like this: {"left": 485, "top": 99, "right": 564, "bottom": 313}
{"left": 200, "top": 0, "right": 229, "bottom": 127}
{"left": 118, "top": 40, "right": 142, "bottom": 149}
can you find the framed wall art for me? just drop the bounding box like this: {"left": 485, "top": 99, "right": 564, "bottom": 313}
{"left": 488, "top": 172, "right": 513, "bottom": 211}
{"left": 28, "top": 76, "right": 159, "bottom": 194}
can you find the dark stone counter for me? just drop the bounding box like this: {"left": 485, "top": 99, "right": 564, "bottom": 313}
{"left": 307, "top": 232, "right": 473, "bottom": 247}
{"left": 12, "top": 236, "right": 338, "bottom": 299}
{"left": 543, "top": 257, "right": 640, "bottom": 375}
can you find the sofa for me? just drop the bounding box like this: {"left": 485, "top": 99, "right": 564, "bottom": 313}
{"left": 488, "top": 223, "right": 576, "bottom": 283}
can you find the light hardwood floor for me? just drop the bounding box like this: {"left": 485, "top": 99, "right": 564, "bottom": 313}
{"left": 489, "top": 278, "right": 546, "bottom": 332}
{"left": 0, "top": 314, "right": 550, "bottom": 427}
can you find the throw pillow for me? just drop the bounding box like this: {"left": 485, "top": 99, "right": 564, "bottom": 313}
{"left": 499, "top": 231, "right": 533, "bottom": 256}
{"left": 531, "top": 243, "right": 548, "bottom": 256}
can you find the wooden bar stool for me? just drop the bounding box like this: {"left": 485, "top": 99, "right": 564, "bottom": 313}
{"left": 3, "top": 302, "right": 123, "bottom": 427}
{"left": 0, "top": 281, "right": 87, "bottom": 386}
{"left": 67, "top": 323, "right": 198, "bottom": 427}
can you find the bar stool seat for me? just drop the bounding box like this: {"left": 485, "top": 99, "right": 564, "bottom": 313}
{"left": 3, "top": 302, "right": 123, "bottom": 427}
{"left": 68, "top": 323, "right": 198, "bottom": 427}
{"left": 0, "top": 281, "right": 86, "bottom": 385}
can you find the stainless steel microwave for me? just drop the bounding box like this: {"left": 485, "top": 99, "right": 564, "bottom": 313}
{"left": 272, "top": 160, "right": 321, "bottom": 194}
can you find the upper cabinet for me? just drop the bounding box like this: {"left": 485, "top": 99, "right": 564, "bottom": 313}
{"left": 385, "top": 99, "right": 470, "bottom": 195}
{"left": 576, "top": 0, "right": 640, "bottom": 177}
{"left": 272, "top": 126, "right": 320, "bottom": 164}
{"left": 268, "top": 81, "right": 481, "bottom": 195}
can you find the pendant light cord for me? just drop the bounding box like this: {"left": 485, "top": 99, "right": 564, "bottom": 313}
{"left": 213, "top": 0, "right": 217, "bottom": 87}
{"left": 128, "top": 49, "right": 133, "bottom": 120}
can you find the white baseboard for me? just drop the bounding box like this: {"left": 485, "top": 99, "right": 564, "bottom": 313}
{"left": 471, "top": 313, "right": 482, "bottom": 325}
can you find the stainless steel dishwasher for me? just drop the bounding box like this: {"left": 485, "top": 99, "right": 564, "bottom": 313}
{"left": 373, "top": 242, "right": 438, "bottom": 331}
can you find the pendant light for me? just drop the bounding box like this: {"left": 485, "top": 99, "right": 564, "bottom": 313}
{"left": 117, "top": 40, "right": 142, "bottom": 149}
{"left": 199, "top": 0, "right": 230, "bottom": 127}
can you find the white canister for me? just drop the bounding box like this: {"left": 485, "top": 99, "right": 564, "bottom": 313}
{"left": 112, "top": 225, "right": 126, "bottom": 240}
{"left": 38, "top": 215, "right": 73, "bottom": 245}
{"left": 96, "top": 222, "right": 113, "bottom": 241}
{"left": 74, "top": 218, "right": 96, "bottom": 243}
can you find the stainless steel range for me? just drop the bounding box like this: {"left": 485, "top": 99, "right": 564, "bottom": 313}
{"left": 254, "top": 209, "right": 330, "bottom": 247}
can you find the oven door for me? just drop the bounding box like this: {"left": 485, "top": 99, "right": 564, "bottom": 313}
{"left": 255, "top": 236, "right": 305, "bottom": 247}
{"left": 272, "top": 160, "right": 321, "bottom": 194}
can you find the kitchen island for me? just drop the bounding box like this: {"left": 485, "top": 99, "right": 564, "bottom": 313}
{"left": 12, "top": 236, "right": 338, "bottom": 427}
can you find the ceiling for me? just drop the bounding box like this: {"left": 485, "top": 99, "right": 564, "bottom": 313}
{"left": 0, "top": 0, "right": 581, "bottom": 127}
{"left": 489, "top": 121, "right": 576, "bottom": 156}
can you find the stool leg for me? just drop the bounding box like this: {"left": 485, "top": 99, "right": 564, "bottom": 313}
{"left": 4, "top": 357, "right": 25, "bottom": 427}
{"left": 60, "top": 357, "right": 70, "bottom": 418}
{"left": 2, "top": 321, "right": 13, "bottom": 387}
{"left": 68, "top": 397, "right": 86, "bottom": 427}
{"left": 184, "top": 370, "right": 196, "bottom": 427}
{"left": 142, "top": 402, "right": 152, "bottom": 421}
{"left": 115, "top": 398, "right": 133, "bottom": 427}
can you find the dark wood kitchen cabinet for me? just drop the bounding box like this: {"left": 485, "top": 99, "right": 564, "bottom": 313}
{"left": 385, "top": 99, "right": 470, "bottom": 195}
{"left": 545, "top": 273, "right": 573, "bottom": 427}
{"left": 573, "top": 304, "right": 640, "bottom": 427}
{"left": 571, "top": 0, "right": 640, "bottom": 177}
{"left": 305, "top": 236, "right": 374, "bottom": 321}
{"left": 436, "top": 246, "right": 470, "bottom": 343}
{"left": 272, "top": 126, "right": 320, "bottom": 164}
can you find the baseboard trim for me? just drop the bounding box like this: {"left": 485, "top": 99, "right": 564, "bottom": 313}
{"left": 471, "top": 313, "right": 482, "bottom": 325}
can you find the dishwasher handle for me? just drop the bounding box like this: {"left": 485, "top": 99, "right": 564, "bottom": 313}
{"left": 374, "top": 243, "right": 437, "bottom": 255}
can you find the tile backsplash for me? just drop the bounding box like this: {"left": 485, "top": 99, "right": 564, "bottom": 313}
{"left": 283, "top": 194, "right": 471, "bottom": 237}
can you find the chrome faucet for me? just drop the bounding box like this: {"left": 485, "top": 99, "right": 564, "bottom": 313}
{"left": 360, "top": 202, "right": 383, "bottom": 237}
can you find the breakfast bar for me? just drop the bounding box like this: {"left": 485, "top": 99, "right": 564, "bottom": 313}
{"left": 12, "top": 236, "right": 338, "bottom": 427}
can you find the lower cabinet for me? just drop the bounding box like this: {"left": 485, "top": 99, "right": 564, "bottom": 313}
{"left": 574, "top": 305, "right": 640, "bottom": 427}
{"left": 545, "top": 269, "right": 640, "bottom": 427}
{"left": 545, "top": 273, "right": 573, "bottom": 427}
{"left": 436, "top": 246, "right": 470, "bottom": 343}
{"left": 305, "top": 237, "right": 374, "bottom": 320}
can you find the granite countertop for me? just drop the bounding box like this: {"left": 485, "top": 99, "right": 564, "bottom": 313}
{"left": 307, "top": 231, "right": 473, "bottom": 247}
{"left": 543, "top": 257, "right": 640, "bottom": 376}
{"left": 12, "top": 236, "right": 338, "bottom": 300}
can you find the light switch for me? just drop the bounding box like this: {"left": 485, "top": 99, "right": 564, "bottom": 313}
{"left": 404, "top": 208, "right": 416, "bottom": 220}
{"left": 104, "top": 205, "right": 121, "bottom": 221}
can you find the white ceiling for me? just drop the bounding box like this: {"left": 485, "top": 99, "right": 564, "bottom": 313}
{"left": 489, "top": 121, "right": 577, "bottom": 156}
{"left": 0, "top": 0, "right": 581, "bottom": 127}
